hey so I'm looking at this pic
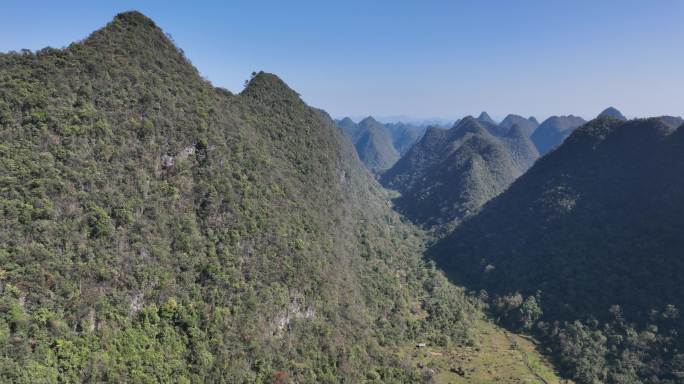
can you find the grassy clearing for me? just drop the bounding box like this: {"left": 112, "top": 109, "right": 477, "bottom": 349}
{"left": 399, "top": 319, "right": 571, "bottom": 383}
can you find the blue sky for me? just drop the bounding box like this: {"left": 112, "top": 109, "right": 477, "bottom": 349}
{"left": 1, "top": 1, "right": 683, "bottom": 121}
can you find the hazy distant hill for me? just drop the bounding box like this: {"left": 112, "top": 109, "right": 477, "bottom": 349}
{"left": 381, "top": 117, "right": 534, "bottom": 227}
{"left": 353, "top": 117, "right": 400, "bottom": 173}
{"left": 384, "top": 121, "right": 428, "bottom": 155}
{"left": 431, "top": 117, "right": 684, "bottom": 383}
{"left": 597, "top": 106, "right": 627, "bottom": 121}
{"left": 501, "top": 123, "right": 540, "bottom": 171}
{"left": 499, "top": 114, "right": 539, "bottom": 136}
{"left": 337, "top": 116, "right": 427, "bottom": 173}
{"left": 530, "top": 115, "right": 587, "bottom": 154}
{"left": 477, "top": 111, "right": 497, "bottom": 125}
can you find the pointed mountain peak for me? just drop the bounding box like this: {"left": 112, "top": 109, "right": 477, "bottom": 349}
{"left": 81, "top": 10, "right": 201, "bottom": 81}
{"left": 598, "top": 107, "right": 627, "bottom": 121}
{"left": 528, "top": 116, "right": 539, "bottom": 125}
{"left": 503, "top": 113, "right": 523, "bottom": 121}
{"left": 359, "top": 116, "right": 381, "bottom": 126}
{"left": 113, "top": 10, "right": 157, "bottom": 25}
{"left": 339, "top": 117, "right": 355, "bottom": 125}
{"left": 477, "top": 111, "right": 497, "bottom": 125}
{"left": 85, "top": 11, "right": 172, "bottom": 49}
{"left": 241, "top": 71, "right": 301, "bottom": 103}
{"left": 453, "top": 116, "right": 489, "bottom": 137}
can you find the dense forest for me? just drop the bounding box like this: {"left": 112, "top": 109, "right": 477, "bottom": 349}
{"left": 431, "top": 116, "right": 684, "bottom": 383}
{"left": 3, "top": 9, "right": 684, "bottom": 384}
{"left": 0, "top": 12, "right": 480, "bottom": 382}
{"left": 337, "top": 117, "right": 427, "bottom": 174}
{"left": 381, "top": 116, "right": 537, "bottom": 228}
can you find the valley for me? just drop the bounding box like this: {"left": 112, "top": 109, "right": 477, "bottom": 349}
{"left": 1, "top": 7, "right": 683, "bottom": 384}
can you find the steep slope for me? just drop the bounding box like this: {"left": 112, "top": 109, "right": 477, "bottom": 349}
{"left": 597, "top": 106, "right": 627, "bottom": 121}
{"left": 501, "top": 124, "right": 540, "bottom": 171}
{"left": 477, "top": 111, "right": 497, "bottom": 126}
{"left": 499, "top": 114, "right": 539, "bottom": 136}
{"left": 530, "top": 115, "right": 587, "bottom": 154}
{"left": 337, "top": 116, "right": 363, "bottom": 142}
{"left": 384, "top": 121, "right": 427, "bottom": 155}
{"left": 337, "top": 117, "right": 408, "bottom": 174}
{"left": 0, "top": 12, "right": 480, "bottom": 382}
{"left": 381, "top": 117, "right": 522, "bottom": 227}
{"left": 353, "top": 117, "right": 400, "bottom": 174}
{"left": 431, "top": 117, "right": 684, "bottom": 383}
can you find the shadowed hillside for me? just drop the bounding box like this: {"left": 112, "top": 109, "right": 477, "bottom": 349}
{"left": 381, "top": 117, "right": 536, "bottom": 227}
{"left": 431, "top": 117, "right": 684, "bottom": 383}
{"left": 530, "top": 115, "right": 587, "bottom": 154}
{"left": 499, "top": 114, "right": 539, "bottom": 137}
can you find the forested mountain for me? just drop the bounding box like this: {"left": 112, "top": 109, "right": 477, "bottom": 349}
{"left": 598, "top": 106, "right": 627, "bottom": 120}
{"left": 384, "top": 122, "right": 428, "bottom": 155}
{"left": 381, "top": 117, "right": 533, "bottom": 227}
{"left": 501, "top": 124, "right": 540, "bottom": 172}
{"left": 476, "top": 111, "right": 497, "bottom": 125}
{"left": 499, "top": 114, "right": 539, "bottom": 136}
{"left": 352, "top": 117, "right": 400, "bottom": 174}
{"left": 336, "top": 116, "right": 362, "bottom": 141}
{"left": 0, "top": 12, "right": 481, "bottom": 382}
{"left": 530, "top": 115, "right": 587, "bottom": 154}
{"left": 431, "top": 117, "right": 684, "bottom": 383}
{"left": 337, "top": 117, "right": 428, "bottom": 174}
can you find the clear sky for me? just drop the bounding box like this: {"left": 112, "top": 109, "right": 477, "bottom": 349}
{"left": 1, "top": 0, "right": 683, "bottom": 121}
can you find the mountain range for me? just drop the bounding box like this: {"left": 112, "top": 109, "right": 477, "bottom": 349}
{"left": 499, "top": 114, "right": 539, "bottom": 136}
{"left": 0, "top": 12, "right": 479, "bottom": 382}
{"left": 430, "top": 116, "right": 684, "bottom": 383}
{"left": 336, "top": 116, "right": 427, "bottom": 174}
{"left": 381, "top": 116, "right": 539, "bottom": 227}
{"left": 530, "top": 115, "right": 588, "bottom": 154}
{"left": 4, "top": 9, "right": 684, "bottom": 384}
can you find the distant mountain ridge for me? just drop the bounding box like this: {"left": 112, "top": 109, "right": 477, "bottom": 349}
{"left": 598, "top": 106, "right": 627, "bottom": 121}
{"left": 430, "top": 116, "right": 684, "bottom": 383}
{"left": 499, "top": 114, "right": 539, "bottom": 136}
{"left": 381, "top": 116, "right": 538, "bottom": 227}
{"left": 353, "top": 116, "right": 400, "bottom": 173}
{"left": 477, "top": 111, "right": 497, "bottom": 125}
{"left": 530, "top": 115, "right": 587, "bottom": 154}
{"left": 337, "top": 116, "right": 427, "bottom": 173}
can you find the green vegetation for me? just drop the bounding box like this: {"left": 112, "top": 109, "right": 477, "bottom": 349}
{"left": 381, "top": 117, "right": 537, "bottom": 228}
{"left": 397, "top": 319, "right": 567, "bottom": 384}
{"left": 337, "top": 117, "right": 401, "bottom": 175}
{"left": 0, "top": 11, "right": 483, "bottom": 382}
{"left": 432, "top": 117, "right": 684, "bottom": 383}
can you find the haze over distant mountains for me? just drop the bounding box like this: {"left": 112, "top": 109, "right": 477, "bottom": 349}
{"left": 530, "top": 115, "right": 587, "bottom": 154}
{"left": 499, "top": 114, "right": 539, "bottom": 136}
{"left": 4, "top": 8, "right": 684, "bottom": 384}
{"left": 336, "top": 116, "right": 429, "bottom": 174}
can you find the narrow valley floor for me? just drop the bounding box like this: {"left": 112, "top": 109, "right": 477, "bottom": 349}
{"left": 398, "top": 320, "right": 570, "bottom": 383}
